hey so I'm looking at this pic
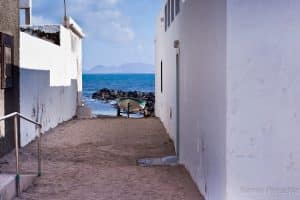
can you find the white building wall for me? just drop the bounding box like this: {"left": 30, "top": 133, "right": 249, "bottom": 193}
{"left": 155, "top": 0, "right": 227, "bottom": 199}
{"left": 227, "top": 1, "right": 300, "bottom": 199}
{"left": 19, "top": 25, "right": 82, "bottom": 146}
{"left": 157, "top": 0, "right": 300, "bottom": 200}
{"left": 155, "top": 7, "right": 179, "bottom": 143}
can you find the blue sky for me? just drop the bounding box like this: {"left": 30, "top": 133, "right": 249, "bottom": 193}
{"left": 29, "top": 0, "right": 163, "bottom": 70}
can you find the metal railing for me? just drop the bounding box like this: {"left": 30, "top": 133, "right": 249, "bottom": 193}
{"left": 0, "top": 112, "right": 42, "bottom": 197}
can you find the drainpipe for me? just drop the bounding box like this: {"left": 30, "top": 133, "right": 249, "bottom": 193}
{"left": 174, "top": 40, "right": 180, "bottom": 160}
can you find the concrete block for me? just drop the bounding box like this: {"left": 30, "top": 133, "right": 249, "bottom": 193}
{"left": 0, "top": 174, "right": 36, "bottom": 200}
{"left": 77, "top": 106, "right": 92, "bottom": 119}
{"left": 0, "top": 174, "right": 15, "bottom": 200}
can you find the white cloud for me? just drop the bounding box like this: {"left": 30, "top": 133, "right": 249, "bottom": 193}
{"left": 69, "top": 0, "right": 135, "bottom": 43}
{"left": 32, "top": 15, "right": 55, "bottom": 25}
{"left": 32, "top": 0, "right": 134, "bottom": 43}
{"left": 104, "top": 0, "right": 119, "bottom": 5}
{"left": 70, "top": 0, "right": 121, "bottom": 12}
{"left": 85, "top": 9, "right": 121, "bottom": 21}
{"left": 100, "top": 22, "right": 135, "bottom": 42}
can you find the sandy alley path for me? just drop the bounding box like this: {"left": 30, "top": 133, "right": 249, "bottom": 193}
{"left": 0, "top": 118, "right": 203, "bottom": 200}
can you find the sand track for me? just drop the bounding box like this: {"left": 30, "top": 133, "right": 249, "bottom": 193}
{"left": 0, "top": 118, "right": 203, "bottom": 200}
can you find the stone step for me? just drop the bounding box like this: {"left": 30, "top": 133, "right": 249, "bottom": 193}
{"left": 0, "top": 174, "right": 36, "bottom": 200}
{"left": 137, "top": 155, "right": 178, "bottom": 167}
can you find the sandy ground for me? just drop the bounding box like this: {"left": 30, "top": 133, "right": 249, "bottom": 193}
{"left": 0, "top": 118, "right": 203, "bottom": 200}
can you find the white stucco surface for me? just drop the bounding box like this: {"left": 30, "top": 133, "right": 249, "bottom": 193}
{"left": 156, "top": 0, "right": 300, "bottom": 200}
{"left": 19, "top": 25, "right": 83, "bottom": 146}
{"left": 227, "top": 1, "right": 300, "bottom": 199}
{"left": 155, "top": 0, "right": 226, "bottom": 199}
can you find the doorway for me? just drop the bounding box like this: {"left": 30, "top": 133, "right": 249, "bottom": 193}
{"left": 176, "top": 52, "right": 180, "bottom": 158}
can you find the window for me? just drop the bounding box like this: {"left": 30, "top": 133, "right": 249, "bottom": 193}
{"left": 171, "top": 0, "right": 175, "bottom": 22}
{"left": 164, "top": 5, "right": 167, "bottom": 31}
{"left": 4, "top": 47, "right": 12, "bottom": 88}
{"left": 167, "top": 0, "right": 171, "bottom": 27}
{"left": 176, "top": 0, "right": 180, "bottom": 15}
{"left": 0, "top": 33, "right": 14, "bottom": 89}
{"left": 161, "top": 61, "right": 163, "bottom": 93}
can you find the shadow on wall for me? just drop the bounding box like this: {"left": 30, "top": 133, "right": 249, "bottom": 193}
{"left": 20, "top": 68, "right": 79, "bottom": 147}
{"left": 0, "top": 65, "right": 20, "bottom": 157}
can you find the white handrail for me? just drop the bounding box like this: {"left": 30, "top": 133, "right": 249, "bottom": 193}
{"left": 0, "top": 112, "right": 41, "bottom": 127}
{"left": 0, "top": 112, "right": 18, "bottom": 121}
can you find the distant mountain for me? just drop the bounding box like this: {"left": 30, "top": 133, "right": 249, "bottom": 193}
{"left": 84, "top": 63, "right": 155, "bottom": 74}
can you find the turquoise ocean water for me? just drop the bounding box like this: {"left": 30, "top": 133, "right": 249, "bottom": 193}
{"left": 83, "top": 74, "right": 155, "bottom": 116}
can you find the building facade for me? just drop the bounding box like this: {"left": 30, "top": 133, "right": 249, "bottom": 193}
{"left": 0, "top": 0, "right": 84, "bottom": 155}
{"left": 19, "top": 20, "right": 84, "bottom": 146}
{"left": 0, "top": 0, "right": 20, "bottom": 157}
{"left": 155, "top": 0, "right": 300, "bottom": 200}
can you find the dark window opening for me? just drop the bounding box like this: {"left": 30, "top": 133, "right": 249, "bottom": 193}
{"left": 167, "top": 0, "right": 171, "bottom": 27}
{"left": 171, "top": 0, "right": 175, "bottom": 22}
{"left": 0, "top": 33, "right": 14, "bottom": 89}
{"left": 175, "top": 0, "right": 180, "bottom": 15}
{"left": 164, "top": 5, "right": 168, "bottom": 31}
{"left": 161, "top": 61, "right": 163, "bottom": 93}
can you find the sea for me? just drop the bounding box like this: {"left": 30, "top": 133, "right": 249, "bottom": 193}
{"left": 83, "top": 74, "right": 155, "bottom": 116}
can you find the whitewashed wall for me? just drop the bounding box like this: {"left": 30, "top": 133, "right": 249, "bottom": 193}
{"left": 20, "top": 25, "right": 82, "bottom": 146}
{"left": 155, "top": 0, "right": 227, "bottom": 199}
{"left": 227, "top": 1, "right": 300, "bottom": 199}
{"left": 155, "top": 5, "right": 178, "bottom": 144}
{"left": 157, "top": 0, "right": 300, "bottom": 200}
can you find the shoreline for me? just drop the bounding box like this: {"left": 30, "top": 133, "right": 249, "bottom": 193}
{"left": 82, "top": 74, "right": 155, "bottom": 117}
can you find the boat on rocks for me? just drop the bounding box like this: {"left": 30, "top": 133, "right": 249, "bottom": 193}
{"left": 116, "top": 98, "right": 146, "bottom": 117}
{"left": 92, "top": 88, "right": 155, "bottom": 117}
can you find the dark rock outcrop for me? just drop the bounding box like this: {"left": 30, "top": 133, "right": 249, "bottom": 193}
{"left": 92, "top": 88, "right": 155, "bottom": 116}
